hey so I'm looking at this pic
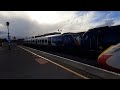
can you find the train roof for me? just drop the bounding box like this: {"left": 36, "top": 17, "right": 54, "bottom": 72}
{"left": 34, "top": 32, "right": 81, "bottom": 39}
{"left": 35, "top": 32, "right": 61, "bottom": 38}
{"left": 24, "top": 32, "right": 84, "bottom": 40}
{"left": 110, "top": 25, "right": 120, "bottom": 28}
{"left": 89, "top": 26, "right": 109, "bottom": 31}
{"left": 89, "top": 25, "right": 120, "bottom": 32}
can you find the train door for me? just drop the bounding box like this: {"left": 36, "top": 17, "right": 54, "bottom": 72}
{"left": 48, "top": 37, "right": 51, "bottom": 46}
{"left": 63, "top": 35, "right": 74, "bottom": 49}
{"left": 35, "top": 39, "right": 37, "bottom": 44}
{"left": 97, "top": 31, "right": 104, "bottom": 51}
{"left": 89, "top": 32, "right": 98, "bottom": 51}
{"left": 81, "top": 32, "right": 91, "bottom": 49}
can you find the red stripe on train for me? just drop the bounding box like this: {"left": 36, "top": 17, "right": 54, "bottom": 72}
{"left": 98, "top": 54, "right": 120, "bottom": 72}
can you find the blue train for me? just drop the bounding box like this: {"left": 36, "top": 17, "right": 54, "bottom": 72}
{"left": 23, "top": 25, "right": 120, "bottom": 58}
{"left": 81, "top": 25, "right": 120, "bottom": 53}
{"left": 23, "top": 32, "right": 81, "bottom": 54}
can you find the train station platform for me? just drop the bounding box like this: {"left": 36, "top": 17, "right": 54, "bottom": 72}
{"left": 0, "top": 42, "right": 86, "bottom": 79}
{"left": 0, "top": 42, "right": 120, "bottom": 79}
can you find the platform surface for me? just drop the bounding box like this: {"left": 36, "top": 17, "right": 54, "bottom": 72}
{"left": 0, "top": 42, "right": 84, "bottom": 79}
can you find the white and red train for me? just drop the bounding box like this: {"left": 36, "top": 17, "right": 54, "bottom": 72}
{"left": 98, "top": 43, "right": 120, "bottom": 73}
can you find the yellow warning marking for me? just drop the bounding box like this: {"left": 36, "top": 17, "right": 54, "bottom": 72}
{"left": 98, "top": 45, "right": 113, "bottom": 59}
{"left": 35, "top": 58, "right": 48, "bottom": 64}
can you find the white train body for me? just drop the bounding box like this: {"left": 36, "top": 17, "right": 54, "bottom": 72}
{"left": 23, "top": 34, "right": 61, "bottom": 47}
{"left": 98, "top": 43, "right": 120, "bottom": 72}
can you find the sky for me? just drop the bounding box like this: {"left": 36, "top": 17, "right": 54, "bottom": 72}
{"left": 0, "top": 11, "right": 120, "bottom": 39}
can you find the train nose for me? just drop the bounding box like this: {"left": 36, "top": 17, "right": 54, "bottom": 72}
{"left": 98, "top": 54, "right": 112, "bottom": 67}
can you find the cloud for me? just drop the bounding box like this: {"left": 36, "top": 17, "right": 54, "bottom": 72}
{"left": 0, "top": 11, "right": 77, "bottom": 38}
{"left": 96, "top": 19, "right": 115, "bottom": 28}
{"left": 90, "top": 11, "right": 117, "bottom": 28}
{"left": 113, "top": 21, "right": 120, "bottom": 26}
{"left": 26, "top": 11, "right": 76, "bottom": 24}
{"left": 60, "top": 11, "right": 101, "bottom": 32}
{"left": 0, "top": 11, "right": 120, "bottom": 39}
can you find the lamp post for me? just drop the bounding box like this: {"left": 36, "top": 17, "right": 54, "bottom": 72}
{"left": 6, "top": 22, "right": 10, "bottom": 50}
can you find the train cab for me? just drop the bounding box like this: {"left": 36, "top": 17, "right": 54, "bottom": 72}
{"left": 98, "top": 43, "right": 120, "bottom": 72}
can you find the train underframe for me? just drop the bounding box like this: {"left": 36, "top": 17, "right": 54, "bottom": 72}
{"left": 23, "top": 43, "right": 100, "bottom": 60}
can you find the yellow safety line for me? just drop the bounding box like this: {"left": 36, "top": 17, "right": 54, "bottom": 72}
{"left": 18, "top": 46, "right": 89, "bottom": 79}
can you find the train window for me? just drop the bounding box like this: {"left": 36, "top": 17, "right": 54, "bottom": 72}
{"left": 84, "top": 35, "right": 88, "bottom": 40}
{"left": 37, "top": 40, "right": 39, "bottom": 43}
{"left": 48, "top": 40, "right": 51, "bottom": 43}
{"left": 52, "top": 38, "right": 56, "bottom": 43}
{"left": 45, "top": 40, "right": 47, "bottom": 43}
{"left": 106, "top": 45, "right": 120, "bottom": 54}
{"left": 103, "top": 30, "right": 120, "bottom": 45}
{"left": 42, "top": 40, "right": 44, "bottom": 43}
{"left": 64, "top": 35, "right": 73, "bottom": 44}
{"left": 67, "top": 37, "right": 71, "bottom": 41}
{"left": 73, "top": 35, "right": 81, "bottom": 42}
